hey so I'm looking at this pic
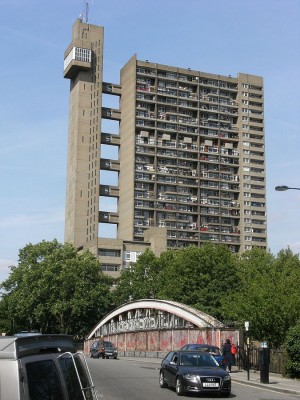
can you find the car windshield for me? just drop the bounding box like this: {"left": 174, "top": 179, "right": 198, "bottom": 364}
{"left": 179, "top": 352, "right": 219, "bottom": 367}
{"left": 196, "top": 346, "right": 221, "bottom": 356}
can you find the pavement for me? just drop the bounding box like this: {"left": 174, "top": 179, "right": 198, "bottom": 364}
{"left": 230, "top": 366, "right": 300, "bottom": 396}
{"left": 126, "top": 357, "right": 300, "bottom": 396}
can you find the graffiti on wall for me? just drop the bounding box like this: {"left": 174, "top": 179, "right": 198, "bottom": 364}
{"left": 101, "top": 308, "right": 190, "bottom": 336}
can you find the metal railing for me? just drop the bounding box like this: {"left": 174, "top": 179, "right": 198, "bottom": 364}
{"left": 236, "top": 345, "right": 288, "bottom": 374}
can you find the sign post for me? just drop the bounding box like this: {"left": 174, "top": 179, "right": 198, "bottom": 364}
{"left": 245, "top": 321, "right": 250, "bottom": 381}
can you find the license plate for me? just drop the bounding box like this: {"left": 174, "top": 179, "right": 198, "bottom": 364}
{"left": 203, "top": 382, "right": 219, "bottom": 387}
{"left": 106, "top": 352, "right": 112, "bottom": 355}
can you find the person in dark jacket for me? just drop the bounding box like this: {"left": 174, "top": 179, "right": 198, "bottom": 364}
{"left": 223, "top": 338, "right": 233, "bottom": 372}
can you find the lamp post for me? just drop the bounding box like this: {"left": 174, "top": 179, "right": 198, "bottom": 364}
{"left": 275, "top": 185, "right": 300, "bottom": 191}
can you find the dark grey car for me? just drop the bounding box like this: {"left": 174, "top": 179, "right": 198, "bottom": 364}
{"left": 159, "top": 350, "right": 231, "bottom": 397}
{"left": 90, "top": 340, "right": 118, "bottom": 359}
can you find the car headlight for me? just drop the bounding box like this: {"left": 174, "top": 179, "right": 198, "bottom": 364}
{"left": 183, "top": 374, "right": 198, "bottom": 383}
{"left": 223, "top": 375, "right": 231, "bottom": 381}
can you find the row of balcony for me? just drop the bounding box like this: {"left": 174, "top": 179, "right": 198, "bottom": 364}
{"left": 136, "top": 118, "right": 239, "bottom": 132}
{"left": 135, "top": 172, "right": 239, "bottom": 183}
{"left": 134, "top": 201, "right": 242, "bottom": 214}
{"left": 137, "top": 104, "right": 239, "bottom": 118}
{"left": 136, "top": 68, "right": 239, "bottom": 90}
{"left": 135, "top": 193, "right": 240, "bottom": 207}
{"left": 138, "top": 94, "right": 240, "bottom": 114}
{"left": 137, "top": 83, "right": 238, "bottom": 100}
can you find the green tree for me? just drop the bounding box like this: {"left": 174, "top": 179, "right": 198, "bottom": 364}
{"left": 221, "top": 248, "right": 300, "bottom": 347}
{"left": 157, "top": 244, "right": 239, "bottom": 319}
{"left": 112, "top": 249, "right": 161, "bottom": 306}
{"left": 0, "top": 240, "right": 114, "bottom": 338}
{"left": 285, "top": 321, "right": 300, "bottom": 378}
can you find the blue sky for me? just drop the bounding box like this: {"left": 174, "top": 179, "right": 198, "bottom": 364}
{"left": 1, "top": 0, "right": 300, "bottom": 282}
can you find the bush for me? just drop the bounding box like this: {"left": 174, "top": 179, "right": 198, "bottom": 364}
{"left": 285, "top": 322, "right": 300, "bottom": 378}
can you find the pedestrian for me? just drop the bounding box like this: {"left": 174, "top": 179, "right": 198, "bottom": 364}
{"left": 223, "top": 338, "right": 233, "bottom": 372}
{"left": 231, "top": 342, "right": 238, "bottom": 366}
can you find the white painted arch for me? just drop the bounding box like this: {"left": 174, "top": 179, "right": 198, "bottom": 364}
{"left": 87, "top": 299, "right": 224, "bottom": 339}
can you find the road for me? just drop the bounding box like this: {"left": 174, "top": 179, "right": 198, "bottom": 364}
{"left": 87, "top": 357, "right": 299, "bottom": 399}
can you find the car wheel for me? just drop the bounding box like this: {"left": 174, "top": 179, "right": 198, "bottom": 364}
{"left": 159, "top": 371, "right": 167, "bottom": 388}
{"left": 113, "top": 356, "right": 117, "bottom": 359}
{"left": 175, "top": 378, "right": 184, "bottom": 396}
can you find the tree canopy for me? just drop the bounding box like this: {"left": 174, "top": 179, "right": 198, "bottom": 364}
{"left": 0, "top": 240, "right": 114, "bottom": 338}
{"left": 113, "top": 245, "right": 300, "bottom": 347}
{"left": 112, "top": 244, "right": 239, "bottom": 320}
{"left": 221, "top": 248, "right": 300, "bottom": 347}
{"left": 157, "top": 244, "right": 239, "bottom": 319}
{"left": 1, "top": 239, "right": 300, "bottom": 349}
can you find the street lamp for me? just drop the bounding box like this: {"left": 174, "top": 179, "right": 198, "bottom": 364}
{"left": 275, "top": 185, "right": 300, "bottom": 191}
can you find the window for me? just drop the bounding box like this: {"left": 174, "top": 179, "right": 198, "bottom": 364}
{"left": 64, "top": 47, "right": 92, "bottom": 70}
{"left": 125, "top": 251, "right": 143, "bottom": 263}
{"left": 59, "top": 354, "right": 93, "bottom": 400}
{"left": 98, "top": 249, "right": 121, "bottom": 257}
{"left": 101, "top": 264, "right": 119, "bottom": 272}
{"left": 26, "top": 360, "right": 64, "bottom": 400}
{"left": 75, "top": 47, "right": 91, "bottom": 63}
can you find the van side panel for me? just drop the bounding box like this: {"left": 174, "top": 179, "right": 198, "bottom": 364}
{"left": 0, "top": 360, "right": 21, "bottom": 400}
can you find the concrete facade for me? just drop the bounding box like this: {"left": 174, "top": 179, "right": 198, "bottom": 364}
{"left": 64, "top": 19, "right": 267, "bottom": 276}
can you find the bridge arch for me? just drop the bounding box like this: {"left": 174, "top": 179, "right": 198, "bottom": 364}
{"left": 85, "top": 299, "right": 239, "bottom": 355}
{"left": 87, "top": 299, "right": 224, "bottom": 339}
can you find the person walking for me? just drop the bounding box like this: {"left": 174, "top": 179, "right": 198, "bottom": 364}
{"left": 223, "top": 338, "right": 233, "bottom": 372}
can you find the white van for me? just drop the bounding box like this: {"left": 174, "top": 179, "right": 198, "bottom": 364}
{"left": 0, "top": 334, "right": 98, "bottom": 399}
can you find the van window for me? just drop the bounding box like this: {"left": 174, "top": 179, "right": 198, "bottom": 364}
{"left": 26, "top": 360, "right": 64, "bottom": 400}
{"left": 59, "top": 354, "right": 93, "bottom": 400}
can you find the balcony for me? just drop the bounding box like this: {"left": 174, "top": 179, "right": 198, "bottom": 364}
{"left": 98, "top": 211, "right": 119, "bottom": 224}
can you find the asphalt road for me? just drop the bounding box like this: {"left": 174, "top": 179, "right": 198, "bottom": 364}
{"left": 87, "top": 357, "right": 299, "bottom": 400}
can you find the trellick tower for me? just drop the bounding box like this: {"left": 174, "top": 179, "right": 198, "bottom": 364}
{"left": 64, "top": 19, "right": 267, "bottom": 275}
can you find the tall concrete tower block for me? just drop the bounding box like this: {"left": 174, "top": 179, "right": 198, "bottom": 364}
{"left": 64, "top": 20, "right": 104, "bottom": 249}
